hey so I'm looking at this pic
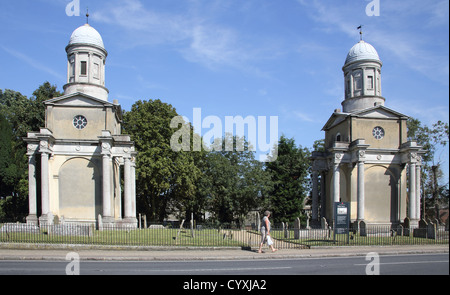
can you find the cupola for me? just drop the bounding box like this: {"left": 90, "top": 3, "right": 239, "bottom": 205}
{"left": 342, "top": 40, "right": 384, "bottom": 113}
{"left": 63, "top": 24, "right": 109, "bottom": 101}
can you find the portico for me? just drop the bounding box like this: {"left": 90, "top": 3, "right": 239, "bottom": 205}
{"left": 24, "top": 23, "right": 137, "bottom": 227}
{"left": 310, "top": 39, "right": 425, "bottom": 228}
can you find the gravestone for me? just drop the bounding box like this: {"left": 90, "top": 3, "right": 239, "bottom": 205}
{"left": 427, "top": 222, "right": 436, "bottom": 240}
{"left": 419, "top": 219, "right": 427, "bottom": 228}
{"left": 403, "top": 217, "right": 410, "bottom": 236}
{"left": 50, "top": 224, "right": 91, "bottom": 236}
{"left": 395, "top": 224, "right": 403, "bottom": 236}
{"left": 294, "top": 218, "right": 301, "bottom": 239}
{"left": 413, "top": 219, "right": 427, "bottom": 238}
{"left": 358, "top": 220, "right": 367, "bottom": 236}
{"left": 0, "top": 223, "right": 40, "bottom": 234}
{"left": 284, "top": 222, "right": 289, "bottom": 239}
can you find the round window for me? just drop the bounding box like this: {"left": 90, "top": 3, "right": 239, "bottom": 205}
{"left": 73, "top": 115, "right": 88, "bottom": 130}
{"left": 372, "top": 126, "right": 385, "bottom": 140}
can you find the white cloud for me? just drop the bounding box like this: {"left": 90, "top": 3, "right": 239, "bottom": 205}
{"left": 297, "top": 0, "right": 449, "bottom": 86}
{"left": 1, "top": 45, "right": 64, "bottom": 81}
{"left": 92, "top": 0, "right": 191, "bottom": 45}
{"left": 293, "top": 111, "right": 316, "bottom": 123}
{"left": 91, "top": 0, "right": 266, "bottom": 72}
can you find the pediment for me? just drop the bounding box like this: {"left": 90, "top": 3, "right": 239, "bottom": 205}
{"left": 45, "top": 92, "right": 115, "bottom": 107}
{"left": 322, "top": 113, "right": 349, "bottom": 131}
{"left": 352, "top": 106, "right": 408, "bottom": 119}
{"left": 322, "top": 106, "right": 409, "bottom": 131}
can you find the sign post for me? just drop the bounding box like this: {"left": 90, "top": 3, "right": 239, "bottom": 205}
{"left": 334, "top": 202, "right": 350, "bottom": 244}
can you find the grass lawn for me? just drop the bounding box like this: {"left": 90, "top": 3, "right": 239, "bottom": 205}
{"left": 2, "top": 225, "right": 448, "bottom": 248}
{"left": 270, "top": 229, "right": 449, "bottom": 247}
{"left": 0, "top": 227, "right": 245, "bottom": 247}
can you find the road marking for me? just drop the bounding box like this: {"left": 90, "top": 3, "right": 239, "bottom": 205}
{"left": 136, "top": 266, "right": 292, "bottom": 272}
{"left": 354, "top": 260, "right": 448, "bottom": 266}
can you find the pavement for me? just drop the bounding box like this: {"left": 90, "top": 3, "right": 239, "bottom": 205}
{"left": 0, "top": 243, "right": 448, "bottom": 261}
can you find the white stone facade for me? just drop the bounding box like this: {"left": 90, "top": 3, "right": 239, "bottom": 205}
{"left": 311, "top": 40, "right": 425, "bottom": 228}
{"left": 25, "top": 24, "right": 137, "bottom": 227}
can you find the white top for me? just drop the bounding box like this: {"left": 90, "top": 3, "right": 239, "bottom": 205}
{"left": 345, "top": 40, "right": 380, "bottom": 65}
{"left": 68, "top": 24, "right": 105, "bottom": 49}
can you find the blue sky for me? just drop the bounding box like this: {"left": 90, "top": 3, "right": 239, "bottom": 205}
{"left": 1, "top": 0, "right": 449, "bottom": 174}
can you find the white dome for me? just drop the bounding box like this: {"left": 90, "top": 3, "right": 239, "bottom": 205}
{"left": 68, "top": 24, "right": 105, "bottom": 49}
{"left": 345, "top": 40, "right": 380, "bottom": 65}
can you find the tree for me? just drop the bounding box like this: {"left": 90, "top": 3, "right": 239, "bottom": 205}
{"left": 0, "top": 113, "right": 16, "bottom": 198}
{"left": 407, "top": 118, "right": 449, "bottom": 221}
{"left": 265, "top": 135, "right": 311, "bottom": 224}
{"left": 122, "top": 99, "right": 200, "bottom": 222}
{"left": 0, "top": 82, "right": 61, "bottom": 222}
{"left": 197, "top": 134, "right": 272, "bottom": 225}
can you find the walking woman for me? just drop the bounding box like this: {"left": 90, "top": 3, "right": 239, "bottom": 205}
{"left": 258, "top": 211, "right": 278, "bottom": 253}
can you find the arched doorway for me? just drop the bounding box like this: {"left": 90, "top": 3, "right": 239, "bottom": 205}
{"left": 58, "top": 157, "right": 101, "bottom": 221}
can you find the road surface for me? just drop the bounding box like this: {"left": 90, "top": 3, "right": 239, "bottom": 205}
{"left": 0, "top": 253, "right": 447, "bottom": 275}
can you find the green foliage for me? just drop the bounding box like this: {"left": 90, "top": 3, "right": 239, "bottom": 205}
{"left": 199, "top": 134, "right": 273, "bottom": 225}
{"left": 265, "top": 135, "right": 311, "bottom": 224}
{"left": 407, "top": 117, "right": 449, "bottom": 220}
{"left": 123, "top": 99, "right": 201, "bottom": 222}
{"left": 0, "top": 82, "right": 61, "bottom": 222}
{"left": 124, "top": 101, "right": 273, "bottom": 225}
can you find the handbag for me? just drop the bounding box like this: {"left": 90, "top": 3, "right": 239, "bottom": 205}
{"left": 266, "top": 235, "right": 273, "bottom": 246}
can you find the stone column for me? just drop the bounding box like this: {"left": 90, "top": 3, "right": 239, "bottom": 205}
{"left": 409, "top": 162, "right": 417, "bottom": 222}
{"left": 124, "top": 156, "right": 132, "bottom": 218}
{"left": 40, "top": 151, "right": 50, "bottom": 220}
{"left": 320, "top": 171, "right": 326, "bottom": 218}
{"left": 311, "top": 170, "right": 319, "bottom": 221}
{"left": 102, "top": 153, "right": 113, "bottom": 224}
{"left": 332, "top": 163, "right": 340, "bottom": 203}
{"left": 357, "top": 160, "right": 365, "bottom": 221}
{"left": 26, "top": 154, "right": 38, "bottom": 224}
{"left": 122, "top": 156, "right": 137, "bottom": 227}
{"left": 131, "top": 158, "right": 136, "bottom": 217}
{"left": 415, "top": 162, "right": 421, "bottom": 220}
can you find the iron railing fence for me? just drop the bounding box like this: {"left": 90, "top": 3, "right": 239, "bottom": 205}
{"left": 0, "top": 223, "right": 448, "bottom": 248}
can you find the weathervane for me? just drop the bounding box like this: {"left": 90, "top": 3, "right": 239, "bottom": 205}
{"left": 86, "top": 7, "right": 89, "bottom": 24}
{"left": 357, "top": 25, "right": 364, "bottom": 41}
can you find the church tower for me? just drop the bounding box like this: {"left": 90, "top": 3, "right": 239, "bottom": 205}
{"left": 342, "top": 40, "right": 384, "bottom": 113}
{"left": 25, "top": 22, "right": 137, "bottom": 228}
{"left": 311, "top": 36, "right": 425, "bottom": 229}
{"left": 64, "top": 24, "right": 109, "bottom": 101}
